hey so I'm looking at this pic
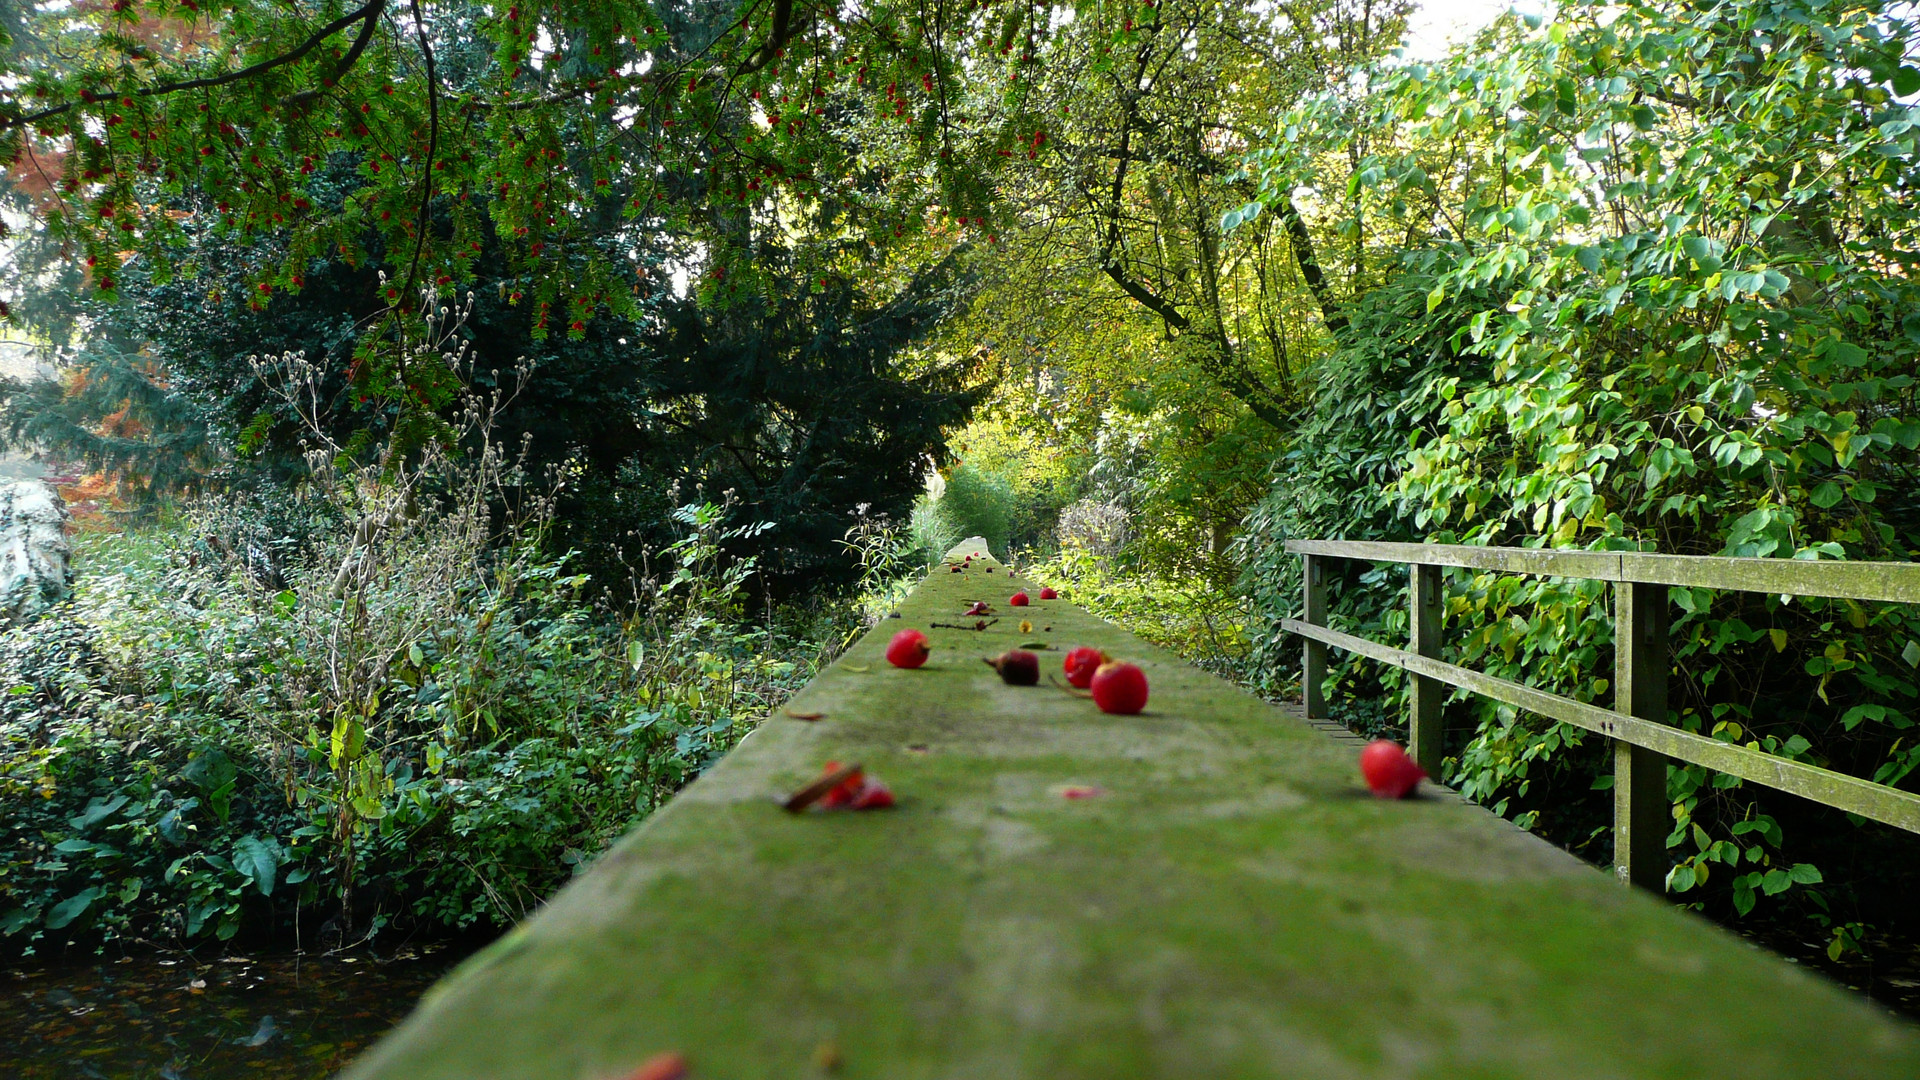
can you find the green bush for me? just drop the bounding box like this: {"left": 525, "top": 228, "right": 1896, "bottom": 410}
{"left": 0, "top": 492, "right": 845, "bottom": 954}
{"left": 928, "top": 465, "right": 1014, "bottom": 559}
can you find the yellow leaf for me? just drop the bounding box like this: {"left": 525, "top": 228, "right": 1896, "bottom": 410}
{"left": 1769, "top": 628, "right": 1787, "bottom": 652}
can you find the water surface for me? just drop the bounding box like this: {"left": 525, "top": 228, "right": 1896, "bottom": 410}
{"left": 1, "top": 941, "right": 474, "bottom": 1079}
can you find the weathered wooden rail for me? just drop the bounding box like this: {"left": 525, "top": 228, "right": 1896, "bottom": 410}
{"left": 344, "top": 542, "right": 1920, "bottom": 1078}
{"left": 1285, "top": 539, "right": 1920, "bottom": 889}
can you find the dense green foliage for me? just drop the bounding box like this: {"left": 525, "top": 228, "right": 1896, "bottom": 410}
{"left": 0, "top": 497, "right": 849, "bottom": 951}
{"left": 1235, "top": 0, "right": 1920, "bottom": 951}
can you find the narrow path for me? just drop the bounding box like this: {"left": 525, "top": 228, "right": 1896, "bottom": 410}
{"left": 345, "top": 547, "right": 1920, "bottom": 1079}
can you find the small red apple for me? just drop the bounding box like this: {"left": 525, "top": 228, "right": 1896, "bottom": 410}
{"left": 886, "top": 628, "right": 930, "bottom": 668}
{"left": 1009, "top": 591, "right": 1030, "bottom": 606}
{"left": 1038, "top": 586, "right": 1058, "bottom": 600}
{"left": 1090, "top": 662, "right": 1148, "bottom": 714}
{"left": 1359, "top": 740, "right": 1427, "bottom": 799}
{"left": 1063, "top": 646, "right": 1107, "bottom": 688}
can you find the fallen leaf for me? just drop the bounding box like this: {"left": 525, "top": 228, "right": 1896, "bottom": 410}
{"left": 842, "top": 664, "right": 870, "bottom": 672}
{"left": 1059, "top": 785, "right": 1102, "bottom": 800}
{"left": 814, "top": 1042, "right": 843, "bottom": 1072}
{"left": 784, "top": 708, "right": 826, "bottom": 721}
{"left": 905, "top": 744, "right": 930, "bottom": 754}
{"left": 1019, "top": 620, "right": 1033, "bottom": 633}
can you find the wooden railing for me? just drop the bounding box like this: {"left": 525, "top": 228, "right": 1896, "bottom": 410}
{"left": 1284, "top": 539, "right": 1920, "bottom": 890}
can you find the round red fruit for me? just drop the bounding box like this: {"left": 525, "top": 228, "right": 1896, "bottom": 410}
{"left": 1359, "top": 739, "right": 1427, "bottom": 799}
{"left": 1090, "top": 662, "right": 1148, "bottom": 715}
{"left": 1038, "top": 586, "right": 1058, "bottom": 600}
{"left": 1009, "top": 591, "right": 1030, "bottom": 606}
{"left": 985, "top": 649, "right": 1040, "bottom": 685}
{"left": 886, "top": 628, "right": 930, "bottom": 668}
{"left": 1063, "top": 647, "right": 1107, "bottom": 689}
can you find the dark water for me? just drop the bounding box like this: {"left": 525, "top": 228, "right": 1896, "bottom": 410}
{"left": 0, "top": 941, "right": 475, "bottom": 1079}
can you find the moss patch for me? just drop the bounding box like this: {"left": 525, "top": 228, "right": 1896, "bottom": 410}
{"left": 344, "top": 555, "right": 1920, "bottom": 1079}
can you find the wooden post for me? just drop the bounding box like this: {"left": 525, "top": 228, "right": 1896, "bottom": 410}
{"left": 1408, "top": 563, "right": 1444, "bottom": 777}
{"left": 1614, "top": 581, "right": 1670, "bottom": 891}
{"left": 1302, "top": 553, "right": 1327, "bottom": 720}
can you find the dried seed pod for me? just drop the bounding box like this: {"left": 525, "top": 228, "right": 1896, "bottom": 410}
{"left": 985, "top": 648, "right": 1041, "bottom": 685}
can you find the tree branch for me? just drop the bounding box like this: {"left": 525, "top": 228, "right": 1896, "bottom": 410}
{"left": 1, "top": 0, "right": 387, "bottom": 131}
{"left": 1279, "top": 195, "right": 1346, "bottom": 335}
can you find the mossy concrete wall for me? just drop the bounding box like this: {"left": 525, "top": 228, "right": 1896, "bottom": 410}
{"left": 344, "top": 549, "right": 1920, "bottom": 1079}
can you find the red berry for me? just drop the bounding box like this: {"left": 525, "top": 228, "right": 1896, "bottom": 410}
{"left": 886, "top": 628, "right": 930, "bottom": 669}
{"left": 623, "top": 1053, "right": 688, "bottom": 1080}
{"left": 1038, "top": 586, "right": 1058, "bottom": 600}
{"left": 1009, "top": 591, "right": 1030, "bottom": 606}
{"left": 1090, "top": 662, "right": 1148, "bottom": 714}
{"left": 1063, "top": 647, "right": 1107, "bottom": 689}
{"left": 1359, "top": 740, "right": 1427, "bottom": 799}
{"left": 817, "top": 761, "right": 867, "bottom": 808}
{"left": 984, "top": 649, "right": 1040, "bottom": 685}
{"left": 849, "top": 779, "right": 895, "bottom": 809}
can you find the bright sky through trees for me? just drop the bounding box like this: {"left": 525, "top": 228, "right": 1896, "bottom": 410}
{"left": 1404, "top": 0, "right": 1552, "bottom": 59}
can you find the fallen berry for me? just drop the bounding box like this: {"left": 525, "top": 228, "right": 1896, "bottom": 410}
{"left": 1090, "top": 661, "right": 1149, "bottom": 714}
{"left": 849, "top": 778, "right": 895, "bottom": 809}
{"left": 886, "top": 629, "right": 930, "bottom": 668}
{"left": 1359, "top": 740, "right": 1427, "bottom": 799}
{"left": 819, "top": 768, "right": 862, "bottom": 808}
{"left": 786, "top": 761, "right": 865, "bottom": 811}
{"left": 985, "top": 649, "right": 1040, "bottom": 685}
{"left": 1062, "top": 646, "right": 1108, "bottom": 689}
{"left": 1060, "top": 784, "right": 1101, "bottom": 799}
{"left": 964, "top": 601, "right": 993, "bottom": 616}
{"left": 1009, "top": 591, "right": 1030, "bottom": 606}
{"left": 1038, "top": 586, "right": 1058, "bottom": 600}
{"left": 623, "top": 1052, "right": 688, "bottom": 1080}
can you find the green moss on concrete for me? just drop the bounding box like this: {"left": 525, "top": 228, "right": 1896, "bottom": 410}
{"left": 343, "top": 554, "right": 1920, "bottom": 1080}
